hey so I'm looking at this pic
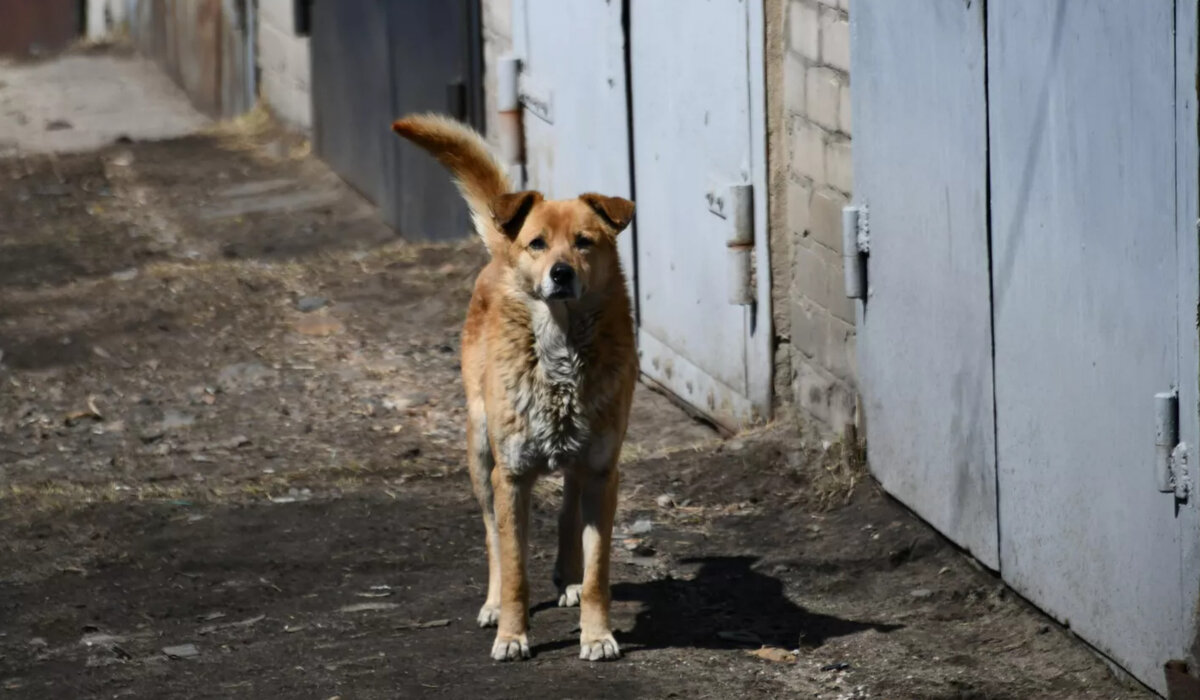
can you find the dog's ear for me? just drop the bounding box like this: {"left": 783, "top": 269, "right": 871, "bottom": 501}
{"left": 579, "top": 193, "right": 635, "bottom": 234}
{"left": 492, "top": 190, "right": 543, "bottom": 239}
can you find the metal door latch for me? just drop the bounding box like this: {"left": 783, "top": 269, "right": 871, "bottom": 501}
{"left": 842, "top": 205, "right": 869, "bottom": 299}
{"left": 1155, "top": 391, "right": 1190, "bottom": 502}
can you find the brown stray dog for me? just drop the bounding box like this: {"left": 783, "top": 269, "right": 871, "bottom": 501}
{"left": 392, "top": 114, "right": 637, "bottom": 662}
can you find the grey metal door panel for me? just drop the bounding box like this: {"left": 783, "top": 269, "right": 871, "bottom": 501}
{"left": 312, "top": 0, "right": 482, "bottom": 240}
{"left": 311, "top": 0, "right": 393, "bottom": 205}
{"left": 515, "top": 0, "right": 634, "bottom": 281}
{"left": 387, "top": 0, "right": 482, "bottom": 240}
{"left": 851, "top": 1, "right": 997, "bottom": 567}
{"left": 988, "top": 1, "right": 1186, "bottom": 691}
{"left": 630, "top": 0, "right": 771, "bottom": 429}
{"left": 1175, "top": 0, "right": 1200, "bottom": 676}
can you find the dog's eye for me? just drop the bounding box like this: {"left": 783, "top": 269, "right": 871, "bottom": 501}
{"left": 574, "top": 235, "right": 593, "bottom": 250}
{"left": 528, "top": 237, "right": 546, "bottom": 251}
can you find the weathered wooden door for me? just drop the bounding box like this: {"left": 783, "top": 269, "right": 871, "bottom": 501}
{"left": 312, "top": 0, "right": 483, "bottom": 240}
{"left": 629, "top": 0, "right": 771, "bottom": 429}
{"left": 851, "top": 1, "right": 998, "bottom": 567}
{"left": 513, "top": 0, "right": 635, "bottom": 280}
{"left": 988, "top": 1, "right": 1199, "bottom": 691}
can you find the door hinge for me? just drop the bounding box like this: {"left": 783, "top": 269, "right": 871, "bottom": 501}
{"left": 842, "top": 204, "right": 869, "bottom": 299}
{"left": 724, "top": 183, "right": 754, "bottom": 306}
{"left": 1155, "top": 391, "right": 1190, "bottom": 502}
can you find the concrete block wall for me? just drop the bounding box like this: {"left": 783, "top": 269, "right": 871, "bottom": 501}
{"left": 771, "top": 0, "right": 858, "bottom": 434}
{"left": 257, "top": 0, "right": 311, "bottom": 129}
{"left": 480, "top": 0, "right": 512, "bottom": 150}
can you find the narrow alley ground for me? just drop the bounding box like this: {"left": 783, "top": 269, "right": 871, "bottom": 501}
{"left": 0, "top": 51, "right": 1151, "bottom": 699}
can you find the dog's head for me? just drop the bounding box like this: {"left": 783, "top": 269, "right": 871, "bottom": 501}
{"left": 492, "top": 191, "right": 634, "bottom": 302}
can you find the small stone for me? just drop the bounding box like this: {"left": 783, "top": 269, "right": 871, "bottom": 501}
{"left": 162, "top": 643, "right": 199, "bottom": 659}
{"left": 296, "top": 295, "right": 329, "bottom": 312}
{"left": 338, "top": 602, "right": 400, "bottom": 613}
{"left": 111, "top": 268, "right": 138, "bottom": 282}
{"left": 81, "top": 633, "right": 124, "bottom": 648}
{"left": 293, "top": 315, "right": 344, "bottom": 336}
{"left": 45, "top": 119, "right": 73, "bottom": 131}
{"left": 655, "top": 493, "right": 675, "bottom": 508}
{"left": 909, "top": 588, "right": 934, "bottom": 600}
{"left": 629, "top": 518, "right": 653, "bottom": 535}
{"left": 28, "top": 637, "right": 47, "bottom": 648}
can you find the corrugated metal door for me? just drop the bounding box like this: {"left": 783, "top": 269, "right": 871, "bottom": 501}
{"left": 513, "top": 0, "right": 635, "bottom": 297}
{"left": 850, "top": 1, "right": 998, "bottom": 567}
{"left": 989, "top": 1, "right": 1197, "bottom": 691}
{"left": 311, "top": 0, "right": 482, "bottom": 240}
{"left": 629, "top": 0, "right": 771, "bottom": 430}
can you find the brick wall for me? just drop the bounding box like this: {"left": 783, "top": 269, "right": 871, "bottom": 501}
{"left": 257, "top": 0, "right": 311, "bottom": 129}
{"left": 481, "top": 0, "right": 512, "bottom": 150}
{"left": 771, "top": 0, "right": 858, "bottom": 434}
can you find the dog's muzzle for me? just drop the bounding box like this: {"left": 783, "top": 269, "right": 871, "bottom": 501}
{"left": 544, "top": 262, "right": 580, "bottom": 300}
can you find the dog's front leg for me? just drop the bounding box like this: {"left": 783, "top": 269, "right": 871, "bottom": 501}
{"left": 490, "top": 465, "right": 533, "bottom": 661}
{"left": 554, "top": 470, "right": 583, "bottom": 607}
{"left": 578, "top": 464, "right": 620, "bottom": 660}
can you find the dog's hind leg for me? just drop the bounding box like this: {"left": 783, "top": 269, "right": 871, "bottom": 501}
{"left": 554, "top": 471, "right": 583, "bottom": 607}
{"left": 467, "top": 401, "right": 501, "bottom": 628}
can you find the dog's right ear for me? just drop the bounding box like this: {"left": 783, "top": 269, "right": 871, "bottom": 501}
{"left": 492, "top": 190, "right": 543, "bottom": 239}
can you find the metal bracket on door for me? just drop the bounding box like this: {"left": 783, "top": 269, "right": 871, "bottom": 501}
{"left": 842, "top": 204, "right": 869, "bottom": 299}
{"left": 1155, "top": 391, "right": 1191, "bottom": 502}
{"left": 721, "top": 183, "right": 755, "bottom": 306}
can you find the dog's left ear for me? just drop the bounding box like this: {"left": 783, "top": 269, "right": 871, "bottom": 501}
{"left": 580, "top": 193, "right": 635, "bottom": 233}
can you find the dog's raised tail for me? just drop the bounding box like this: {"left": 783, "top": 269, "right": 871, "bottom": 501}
{"left": 392, "top": 113, "right": 512, "bottom": 253}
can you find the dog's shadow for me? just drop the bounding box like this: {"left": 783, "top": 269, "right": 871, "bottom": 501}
{"left": 536, "top": 555, "right": 900, "bottom": 654}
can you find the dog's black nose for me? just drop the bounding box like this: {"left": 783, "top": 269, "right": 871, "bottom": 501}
{"left": 550, "top": 263, "right": 575, "bottom": 286}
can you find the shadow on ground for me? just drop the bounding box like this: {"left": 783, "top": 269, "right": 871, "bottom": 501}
{"left": 613, "top": 556, "right": 901, "bottom": 653}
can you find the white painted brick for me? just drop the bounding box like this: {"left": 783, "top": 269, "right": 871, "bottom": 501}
{"left": 784, "top": 51, "right": 806, "bottom": 117}
{"left": 825, "top": 135, "right": 853, "bottom": 193}
{"left": 838, "top": 81, "right": 852, "bottom": 134}
{"left": 792, "top": 356, "right": 857, "bottom": 430}
{"left": 819, "top": 7, "right": 851, "bottom": 73}
{"left": 793, "top": 241, "right": 854, "bottom": 323}
{"left": 787, "top": 178, "right": 812, "bottom": 241}
{"left": 809, "top": 187, "right": 847, "bottom": 254}
{"left": 791, "top": 118, "right": 825, "bottom": 183}
{"left": 789, "top": 0, "right": 820, "bottom": 62}
{"left": 789, "top": 297, "right": 824, "bottom": 361}
{"left": 483, "top": 0, "right": 513, "bottom": 42}
{"left": 805, "top": 66, "right": 840, "bottom": 131}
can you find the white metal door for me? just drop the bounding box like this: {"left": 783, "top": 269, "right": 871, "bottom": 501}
{"left": 989, "top": 2, "right": 1197, "bottom": 691}
{"left": 851, "top": 1, "right": 998, "bottom": 567}
{"left": 630, "top": 0, "right": 771, "bottom": 429}
{"left": 513, "top": 0, "right": 636, "bottom": 283}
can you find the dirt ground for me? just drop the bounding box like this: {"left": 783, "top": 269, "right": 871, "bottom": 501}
{"left": 0, "top": 65, "right": 1154, "bottom": 700}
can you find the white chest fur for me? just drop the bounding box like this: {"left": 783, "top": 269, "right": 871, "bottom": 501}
{"left": 502, "top": 302, "right": 611, "bottom": 474}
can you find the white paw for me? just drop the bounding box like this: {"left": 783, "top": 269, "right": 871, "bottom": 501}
{"left": 557, "top": 584, "right": 582, "bottom": 608}
{"left": 491, "top": 634, "right": 531, "bottom": 661}
{"left": 579, "top": 633, "right": 621, "bottom": 661}
{"left": 477, "top": 604, "right": 500, "bottom": 628}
